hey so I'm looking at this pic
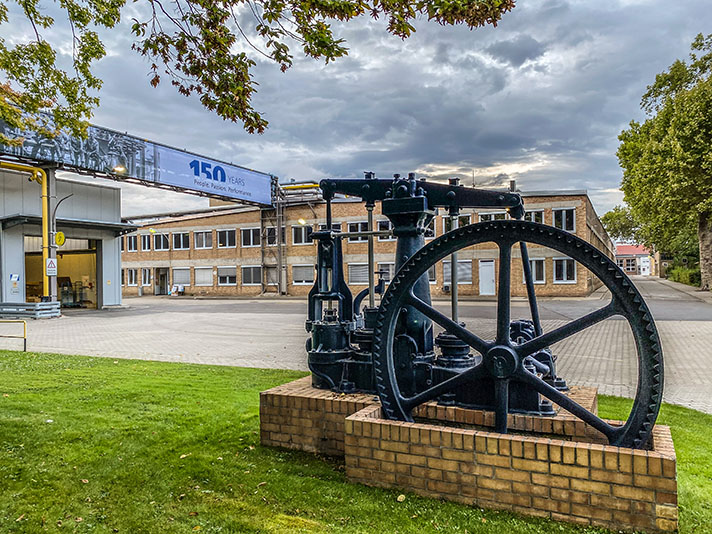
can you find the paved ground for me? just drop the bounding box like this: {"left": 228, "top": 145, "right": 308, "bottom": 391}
{"left": 2, "top": 276, "right": 711, "bottom": 413}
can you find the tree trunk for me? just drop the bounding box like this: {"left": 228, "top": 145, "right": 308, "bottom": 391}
{"left": 698, "top": 212, "right": 712, "bottom": 290}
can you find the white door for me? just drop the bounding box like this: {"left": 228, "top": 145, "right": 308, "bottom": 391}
{"left": 479, "top": 260, "right": 496, "bottom": 296}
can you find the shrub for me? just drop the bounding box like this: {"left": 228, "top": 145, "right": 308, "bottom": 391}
{"left": 667, "top": 265, "right": 701, "bottom": 287}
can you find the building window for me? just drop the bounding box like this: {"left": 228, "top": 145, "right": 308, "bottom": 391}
{"left": 121, "top": 268, "right": 124, "bottom": 286}
{"left": 120, "top": 237, "right": 124, "bottom": 252}
{"left": 292, "top": 265, "right": 315, "bottom": 285}
{"left": 424, "top": 219, "right": 436, "bottom": 239}
{"left": 194, "top": 267, "right": 213, "bottom": 286}
{"left": 173, "top": 232, "right": 190, "bottom": 250}
{"left": 616, "top": 259, "right": 625, "bottom": 268}
{"left": 241, "top": 265, "right": 262, "bottom": 285}
{"left": 265, "top": 266, "right": 278, "bottom": 285}
{"left": 443, "top": 260, "right": 473, "bottom": 284}
{"left": 377, "top": 220, "right": 395, "bottom": 241}
{"left": 523, "top": 259, "right": 545, "bottom": 284}
{"left": 428, "top": 265, "right": 436, "bottom": 283}
{"left": 292, "top": 225, "right": 313, "bottom": 245}
{"left": 524, "top": 210, "right": 544, "bottom": 224}
{"left": 126, "top": 235, "right": 137, "bottom": 252}
{"left": 553, "top": 208, "right": 575, "bottom": 232}
{"left": 266, "top": 227, "right": 285, "bottom": 246}
{"left": 348, "top": 221, "right": 369, "bottom": 242}
{"left": 318, "top": 223, "right": 341, "bottom": 233}
{"left": 141, "top": 268, "right": 151, "bottom": 286}
{"left": 154, "top": 233, "right": 170, "bottom": 251}
{"left": 141, "top": 234, "right": 151, "bottom": 251}
{"left": 479, "top": 212, "right": 507, "bottom": 222}
{"left": 217, "top": 229, "right": 236, "bottom": 248}
{"left": 348, "top": 263, "right": 369, "bottom": 284}
{"left": 241, "top": 228, "right": 261, "bottom": 248}
{"left": 378, "top": 262, "right": 396, "bottom": 282}
{"left": 554, "top": 258, "right": 576, "bottom": 283}
{"left": 194, "top": 231, "right": 213, "bottom": 249}
{"left": 171, "top": 268, "right": 190, "bottom": 286}
{"left": 443, "top": 214, "right": 471, "bottom": 233}
{"left": 217, "top": 266, "right": 237, "bottom": 285}
{"left": 625, "top": 258, "right": 637, "bottom": 271}
{"left": 126, "top": 268, "right": 138, "bottom": 286}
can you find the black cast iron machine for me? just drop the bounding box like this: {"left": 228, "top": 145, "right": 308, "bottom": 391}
{"left": 305, "top": 173, "right": 663, "bottom": 449}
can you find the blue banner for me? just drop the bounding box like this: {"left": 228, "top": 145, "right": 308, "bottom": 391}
{"left": 0, "top": 120, "right": 273, "bottom": 206}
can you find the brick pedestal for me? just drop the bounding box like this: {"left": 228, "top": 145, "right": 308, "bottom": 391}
{"left": 260, "top": 378, "right": 677, "bottom": 532}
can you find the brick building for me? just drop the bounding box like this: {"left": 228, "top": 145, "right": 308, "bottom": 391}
{"left": 615, "top": 244, "right": 654, "bottom": 276}
{"left": 120, "top": 189, "right": 614, "bottom": 298}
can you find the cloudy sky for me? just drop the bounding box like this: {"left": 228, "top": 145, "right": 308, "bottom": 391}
{"left": 25, "top": 1, "right": 712, "bottom": 215}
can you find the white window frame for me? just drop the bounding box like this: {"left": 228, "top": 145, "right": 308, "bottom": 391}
{"left": 241, "top": 227, "right": 261, "bottom": 248}
{"left": 378, "top": 262, "right": 396, "bottom": 282}
{"left": 377, "top": 220, "right": 396, "bottom": 241}
{"left": 194, "top": 231, "right": 213, "bottom": 249}
{"left": 443, "top": 260, "right": 473, "bottom": 285}
{"left": 266, "top": 226, "right": 285, "bottom": 246}
{"left": 553, "top": 208, "right": 576, "bottom": 232}
{"left": 524, "top": 210, "right": 545, "bottom": 224}
{"left": 479, "top": 211, "right": 507, "bottom": 222}
{"left": 318, "top": 223, "right": 341, "bottom": 233}
{"left": 428, "top": 265, "right": 437, "bottom": 284}
{"left": 194, "top": 267, "right": 213, "bottom": 287}
{"left": 348, "top": 263, "right": 369, "bottom": 284}
{"left": 126, "top": 235, "right": 138, "bottom": 252}
{"left": 172, "top": 267, "right": 191, "bottom": 286}
{"left": 141, "top": 234, "right": 151, "bottom": 251}
{"left": 292, "top": 264, "right": 315, "bottom": 285}
{"left": 442, "top": 214, "right": 472, "bottom": 234}
{"left": 154, "top": 233, "right": 170, "bottom": 251}
{"left": 347, "top": 221, "right": 369, "bottom": 242}
{"left": 217, "top": 229, "right": 236, "bottom": 248}
{"left": 141, "top": 268, "right": 151, "bottom": 287}
{"left": 241, "top": 265, "right": 262, "bottom": 286}
{"left": 172, "top": 232, "right": 190, "bottom": 250}
{"left": 522, "top": 258, "right": 546, "bottom": 284}
{"left": 292, "top": 225, "right": 313, "bottom": 246}
{"left": 217, "top": 265, "right": 237, "bottom": 286}
{"left": 553, "top": 257, "right": 577, "bottom": 284}
{"left": 126, "top": 268, "right": 138, "bottom": 286}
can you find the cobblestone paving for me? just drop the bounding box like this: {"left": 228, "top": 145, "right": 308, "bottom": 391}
{"left": 1, "top": 278, "right": 710, "bottom": 414}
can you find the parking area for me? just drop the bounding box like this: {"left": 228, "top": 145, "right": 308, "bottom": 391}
{"left": 2, "top": 276, "right": 711, "bottom": 413}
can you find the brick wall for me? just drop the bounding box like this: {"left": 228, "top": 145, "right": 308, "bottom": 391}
{"left": 345, "top": 404, "right": 677, "bottom": 533}
{"left": 123, "top": 193, "right": 616, "bottom": 298}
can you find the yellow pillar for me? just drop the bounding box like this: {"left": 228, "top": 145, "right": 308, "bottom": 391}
{"left": 0, "top": 161, "right": 49, "bottom": 297}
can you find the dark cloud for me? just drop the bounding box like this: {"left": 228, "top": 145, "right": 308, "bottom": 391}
{"left": 485, "top": 35, "right": 547, "bottom": 67}
{"left": 8, "top": 0, "right": 711, "bottom": 215}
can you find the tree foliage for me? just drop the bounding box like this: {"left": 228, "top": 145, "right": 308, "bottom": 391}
{"left": 0, "top": 0, "right": 515, "bottom": 145}
{"left": 600, "top": 205, "right": 639, "bottom": 243}
{"left": 617, "top": 33, "right": 712, "bottom": 288}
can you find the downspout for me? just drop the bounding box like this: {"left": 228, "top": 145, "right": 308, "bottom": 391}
{"left": 0, "top": 161, "right": 49, "bottom": 299}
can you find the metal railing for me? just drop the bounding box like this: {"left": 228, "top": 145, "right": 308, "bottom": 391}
{"left": 0, "top": 320, "right": 27, "bottom": 351}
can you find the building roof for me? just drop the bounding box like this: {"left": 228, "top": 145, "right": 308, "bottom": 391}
{"left": 519, "top": 190, "right": 587, "bottom": 197}
{"left": 616, "top": 244, "right": 650, "bottom": 256}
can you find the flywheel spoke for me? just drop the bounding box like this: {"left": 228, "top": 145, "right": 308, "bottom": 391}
{"left": 494, "top": 378, "right": 509, "bottom": 433}
{"left": 515, "top": 301, "right": 619, "bottom": 358}
{"left": 400, "top": 363, "right": 488, "bottom": 411}
{"left": 516, "top": 367, "right": 619, "bottom": 441}
{"left": 405, "top": 291, "right": 490, "bottom": 355}
{"left": 496, "top": 241, "right": 513, "bottom": 344}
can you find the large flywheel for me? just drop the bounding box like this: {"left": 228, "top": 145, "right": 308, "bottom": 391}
{"left": 373, "top": 220, "right": 663, "bottom": 449}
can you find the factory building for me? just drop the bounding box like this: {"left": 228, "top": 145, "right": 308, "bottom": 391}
{"left": 0, "top": 168, "right": 131, "bottom": 308}
{"left": 120, "top": 188, "right": 614, "bottom": 299}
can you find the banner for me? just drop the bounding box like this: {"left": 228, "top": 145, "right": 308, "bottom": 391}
{"left": 0, "top": 119, "right": 273, "bottom": 206}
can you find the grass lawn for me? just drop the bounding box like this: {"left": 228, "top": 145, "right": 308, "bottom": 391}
{"left": 0, "top": 351, "right": 710, "bottom": 533}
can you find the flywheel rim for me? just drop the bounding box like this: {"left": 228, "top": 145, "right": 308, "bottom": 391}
{"left": 372, "top": 220, "right": 663, "bottom": 449}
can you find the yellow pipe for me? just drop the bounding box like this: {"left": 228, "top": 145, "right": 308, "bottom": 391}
{"left": 0, "top": 161, "right": 49, "bottom": 298}
{"left": 281, "top": 183, "right": 319, "bottom": 190}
